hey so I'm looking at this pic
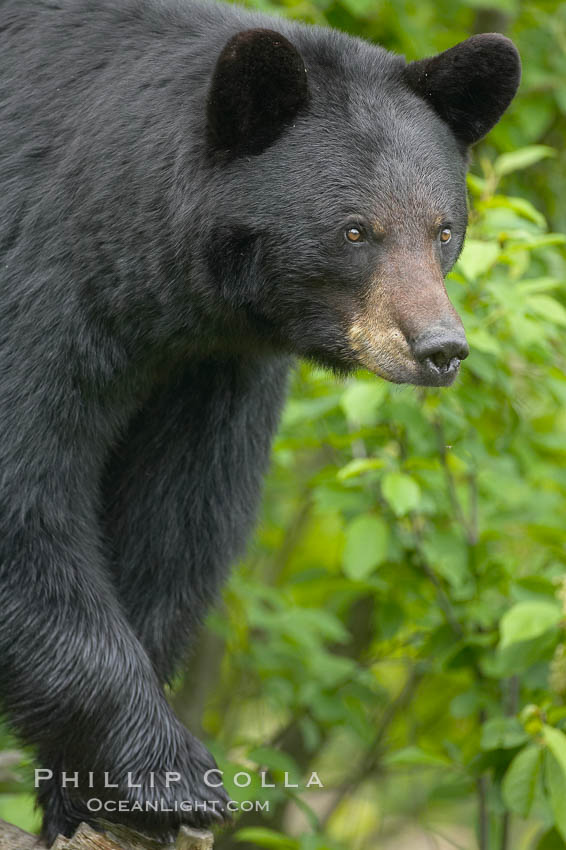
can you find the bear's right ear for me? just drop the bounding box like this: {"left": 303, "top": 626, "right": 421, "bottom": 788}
{"left": 403, "top": 34, "right": 521, "bottom": 147}
{"left": 206, "top": 28, "right": 309, "bottom": 157}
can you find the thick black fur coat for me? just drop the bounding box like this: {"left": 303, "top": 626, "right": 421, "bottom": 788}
{"left": 0, "top": 0, "right": 520, "bottom": 843}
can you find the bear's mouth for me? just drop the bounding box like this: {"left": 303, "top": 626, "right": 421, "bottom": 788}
{"left": 362, "top": 352, "right": 462, "bottom": 387}
{"left": 347, "top": 323, "right": 467, "bottom": 388}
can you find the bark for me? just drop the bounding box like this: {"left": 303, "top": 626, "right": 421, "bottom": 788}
{"left": 0, "top": 821, "right": 213, "bottom": 850}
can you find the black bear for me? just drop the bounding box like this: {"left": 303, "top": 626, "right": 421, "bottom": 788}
{"left": 0, "top": 0, "right": 520, "bottom": 844}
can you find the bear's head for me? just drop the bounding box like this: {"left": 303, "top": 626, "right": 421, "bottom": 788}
{"left": 204, "top": 26, "right": 520, "bottom": 386}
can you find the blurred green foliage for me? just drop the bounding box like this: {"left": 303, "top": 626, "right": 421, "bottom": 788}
{"left": 2, "top": 1, "right": 566, "bottom": 849}
{"left": 203, "top": 148, "right": 566, "bottom": 848}
{"left": 205, "top": 1, "right": 566, "bottom": 847}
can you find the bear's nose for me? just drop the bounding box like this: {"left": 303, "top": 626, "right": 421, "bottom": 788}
{"left": 412, "top": 327, "right": 470, "bottom": 374}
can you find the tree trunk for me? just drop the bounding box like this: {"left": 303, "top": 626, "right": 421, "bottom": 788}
{"left": 0, "top": 821, "right": 213, "bottom": 850}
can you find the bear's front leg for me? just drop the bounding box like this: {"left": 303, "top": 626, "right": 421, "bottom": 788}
{"left": 0, "top": 396, "right": 230, "bottom": 846}
{"left": 102, "top": 355, "right": 290, "bottom": 682}
{"left": 1, "top": 512, "right": 231, "bottom": 845}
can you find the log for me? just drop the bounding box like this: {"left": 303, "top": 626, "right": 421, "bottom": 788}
{"left": 0, "top": 820, "right": 213, "bottom": 850}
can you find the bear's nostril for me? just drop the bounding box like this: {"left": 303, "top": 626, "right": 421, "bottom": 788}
{"left": 430, "top": 351, "right": 459, "bottom": 370}
{"left": 428, "top": 353, "right": 460, "bottom": 373}
{"left": 412, "top": 327, "right": 470, "bottom": 372}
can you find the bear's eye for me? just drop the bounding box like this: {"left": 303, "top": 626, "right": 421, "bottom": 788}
{"left": 345, "top": 226, "right": 364, "bottom": 244}
{"left": 440, "top": 227, "right": 452, "bottom": 244}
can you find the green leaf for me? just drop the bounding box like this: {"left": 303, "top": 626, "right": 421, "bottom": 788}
{"left": 421, "top": 528, "right": 469, "bottom": 592}
{"left": 536, "top": 829, "right": 566, "bottom": 850}
{"left": 466, "top": 327, "right": 501, "bottom": 356}
{"left": 466, "top": 173, "right": 487, "bottom": 196}
{"left": 518, "top": 277, "right": 563, "bottom": 295}
{"left": 526, "top": 295, "right": 566, "bottom": 328}
{"left": 235, "top": 828, "right": 299, "bottom": 849}
{"left": 543, "top": 726, "right": 566, "bottom": 777}
{"left": 502, "top": 744, "right": 544, "bottom": 817}
{"left": 465, "top": 0, "right": 518, "bottom": 11}
{"left": 385, "top": 745, "right": 451, "bottom": 767}
{"left": 381, "top": 472, "right": 420, "bottom": 516}
{"left": 337, "top": 457, "right": 385, "bottom": 481}
{"left": 340, "top": 381, "right": 387, "bottom": 425}
{"left": 457, "top": 239, "right": 500, "bottom": 280}
{"left": 451, "top": 689, "right": 481, "bottom": 718}
{"left": 282, "top": 395, "right": 340, "bottom": 427}
{"left": 491, "top": 194, "right": 547, "bottom": 228}
{"left": 342, "top": 514, "right": 389, "bottom": 580}
{"left": 516, "top": 234, "right": 566, "bottom": 250}
{"left": 546, "top": 752, "right": 566, "bottom": 843}
{"left": 493, "top": 630, "right": 559, "bottom": 676}
{"left": 340, "top": 0, "right": 381, "bottom": 15}
{"left": 494, "top": 145, "right": 556, "bottom": 177}
{"left": 499, "top": 602, "right": 562, "bottom": 650}
{"left": 481, "top": 717, "right": 529, "bottom": 751}
{"left": 247, "top": 746, "right": 301, "bottom": 780}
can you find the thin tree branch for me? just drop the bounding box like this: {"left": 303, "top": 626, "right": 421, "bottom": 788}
{"left": 432, "top": 419, "right": 475, "bottom": 543}
{"left": 318, "top": 665, "right": 422, "bottom": 828}
{"left": 477, "top": 774, "right": 489, "bottom": 850}
{"left": 500, "top": 676, "right": 520, "bottom": 850}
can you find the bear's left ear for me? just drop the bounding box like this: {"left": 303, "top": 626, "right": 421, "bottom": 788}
{"left": 404, "top": 34, "right": 521, "bottom": 147}
{"left": 207, "top": 28, "right": 309, "bottom": 157}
